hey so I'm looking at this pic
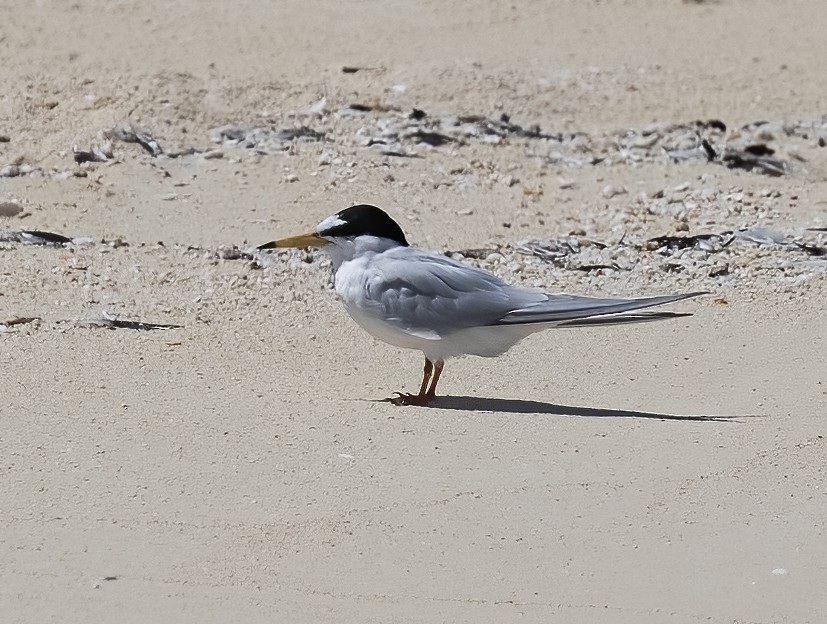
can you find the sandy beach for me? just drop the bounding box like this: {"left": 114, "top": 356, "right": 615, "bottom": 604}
{"left": 2, "top": 1, "right": 826, "bottom": 622}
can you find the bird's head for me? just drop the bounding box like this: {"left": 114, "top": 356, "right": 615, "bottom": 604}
{"left": 258, "top": 204, "right": 409, "bottom": 255}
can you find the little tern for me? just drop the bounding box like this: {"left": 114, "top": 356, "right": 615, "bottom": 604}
{"left": 259, "top": 204, "right": 705, "bottom": 405}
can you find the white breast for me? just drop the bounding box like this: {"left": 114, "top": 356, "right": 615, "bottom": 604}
{"left": 334, "top": 253, "right": 438, "bottom": 351}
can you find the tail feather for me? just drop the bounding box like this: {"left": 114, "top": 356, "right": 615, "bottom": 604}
{"left": 557, "top": 311, "right": 693, "bottom": 328}
{"left": 496, "top": 291, "right": 707, "bottom": 326}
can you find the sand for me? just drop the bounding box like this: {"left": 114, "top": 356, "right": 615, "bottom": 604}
{"left": 2, "top": 1, "right": 826, "bottom": 622}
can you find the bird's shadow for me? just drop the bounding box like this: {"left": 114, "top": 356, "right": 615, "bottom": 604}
{"left": 407, "top": 395, "right": 747, "bottom": 422}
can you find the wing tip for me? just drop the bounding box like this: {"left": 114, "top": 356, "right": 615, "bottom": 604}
{"left": 497, "top": 289, "right": 711, "bottom": 326}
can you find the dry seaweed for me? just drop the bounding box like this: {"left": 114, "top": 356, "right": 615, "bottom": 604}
{"left": 19, "top": 230, "right": 74, "bottom": 246}
{"left": 643, "top": 233, "right": 735, "bottom": 253}
{"left": 75, "top": 318, "right": 183, "bottom": 331}
{"left": 105, "top": 121, "right": 164, "bottom": 156}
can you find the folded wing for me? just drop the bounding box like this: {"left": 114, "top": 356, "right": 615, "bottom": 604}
{"left": 361, "top": 247, "right": 707, "bottom": 335}
{"left": 362, "top": 249, "right": 545, "bottom": 337}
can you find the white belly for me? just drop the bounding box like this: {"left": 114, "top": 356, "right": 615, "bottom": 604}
{"left": 342, "top": 299, "right": 540, "bottom": 361}
{"left": 343, "top": 301, "right": 439, "bottom": 352}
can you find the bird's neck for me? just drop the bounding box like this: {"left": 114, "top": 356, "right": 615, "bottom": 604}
{"left": 327, "top": 236, "right": 402, "bottom": 270}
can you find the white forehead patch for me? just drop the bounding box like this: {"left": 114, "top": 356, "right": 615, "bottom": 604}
{"left": 316, "top": 214, "right": 346, "bottom": 233}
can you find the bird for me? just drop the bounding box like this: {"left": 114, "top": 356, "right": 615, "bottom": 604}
{"left": 259, "top": 204, "right": 705, "bottom": 405}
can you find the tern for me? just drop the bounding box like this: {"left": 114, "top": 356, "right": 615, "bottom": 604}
{"left": 259, "top": 204, "right": 705, "bottom": 405}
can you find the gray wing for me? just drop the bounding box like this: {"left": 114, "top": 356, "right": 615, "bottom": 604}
{"left": 361, "top": 249, "right": 546, "bottom": 337}
{"left": 361, "top": 248, "right": 705, "bottom": 336}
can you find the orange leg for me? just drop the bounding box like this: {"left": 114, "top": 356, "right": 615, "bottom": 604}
{"left": 417, "top": 358, "right": 434, "bottom": 396}
{"left": 387, "top": 358, "right": 444, "bottom": 406}
{"left": 425, "top": 359, "right": 445, "bottom": 397}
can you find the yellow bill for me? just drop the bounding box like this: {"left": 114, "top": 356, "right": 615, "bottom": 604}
{"left": 257, "top": 232, "right": 329, "bottom": 250}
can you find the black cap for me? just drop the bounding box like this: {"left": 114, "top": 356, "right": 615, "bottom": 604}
{"left": 319, "top": 204, "right": 409, "bottom": 246}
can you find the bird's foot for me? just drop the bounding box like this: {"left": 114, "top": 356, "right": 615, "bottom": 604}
{"left": 384, "top": 392, "right": 434, "bottom": 406}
